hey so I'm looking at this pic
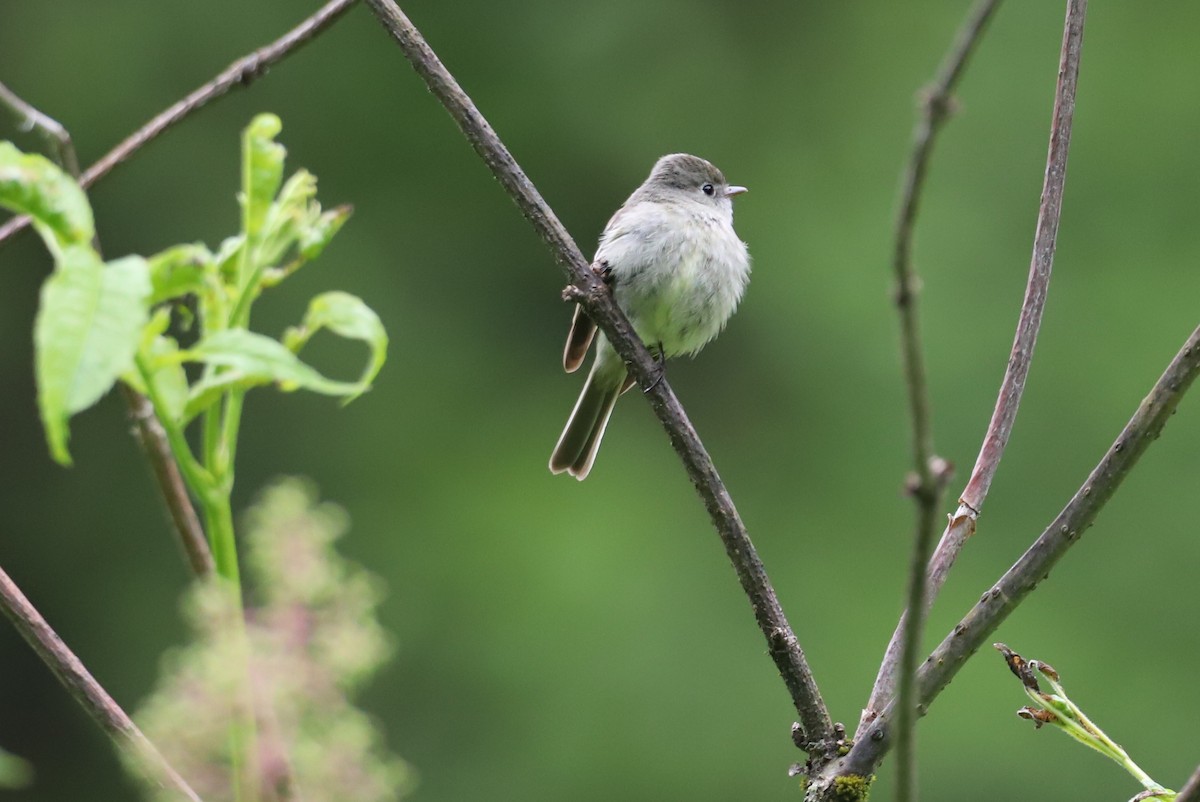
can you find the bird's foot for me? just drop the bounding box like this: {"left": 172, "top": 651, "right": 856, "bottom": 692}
{"left": 642, "top": 343, "right": 666, "bottom": 394}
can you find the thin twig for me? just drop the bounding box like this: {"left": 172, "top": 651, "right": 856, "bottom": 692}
{"left": 0, "top": 81, "right": 215, "bottom": 577}
{"left": 889, "top": 2, "right": 1002, "bottom": 797}
{"left": 0, "top": 0, "right": 359, "bottom": 250}
{"left": 1177, "top": 762, "right": 1200, "bottom": 802}
{"left": 835, "top": 317, "right": 1200, "bottom": 786}
{"left": 360, "top": 0, "right": 836, "bottom": 753}
{"left": 0, "top": 79, "right": 81, "bottom": 178}
{"left": 865, "top": 0, "right": 1075, "bottom": 730}
{"left": 0, "top": 564, "right": 203, "bottom": 801}
{"left": 121, "top": 385, "right": 214, "bottom": 576}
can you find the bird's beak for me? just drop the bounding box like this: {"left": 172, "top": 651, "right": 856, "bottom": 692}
{"left": 725, "top": 185, "right": 748, "bottom": 198}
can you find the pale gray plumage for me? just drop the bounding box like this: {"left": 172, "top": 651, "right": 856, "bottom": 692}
{"left": 549, "top": 153, "right": 750, "bottom": 480}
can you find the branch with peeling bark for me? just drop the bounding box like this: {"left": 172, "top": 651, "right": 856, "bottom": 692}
{"left": 359, "top": 0, "right": 837, "bottom": 753}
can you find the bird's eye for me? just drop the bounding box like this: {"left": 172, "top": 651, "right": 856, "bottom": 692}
{"left": 701, "top": 183, "right": 715, "bottom": 196}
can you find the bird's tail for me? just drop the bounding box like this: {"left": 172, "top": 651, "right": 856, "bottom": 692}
{"left": 549, "top": 360, "right": 626, "bottom": 481}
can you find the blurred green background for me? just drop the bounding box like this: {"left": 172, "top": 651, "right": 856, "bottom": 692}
{"left": 3, "top": 1, "right": 1199, "bottom": 799}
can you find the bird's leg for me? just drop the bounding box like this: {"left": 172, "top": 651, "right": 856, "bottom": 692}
{"left": 592, "top": 259, "right": 614, "bottom": 285}
{"left": 643, "top": 342, "right": 666, "bottom": 393}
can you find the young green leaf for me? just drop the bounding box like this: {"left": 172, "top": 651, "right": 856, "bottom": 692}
{"left": 242, "top": 114, "right": 285, "bottom": 244}
{"left": 184, "top": 329, "right": 363, "bottom": 398}
{"left": 299, "top": 204, "right": 353, "bottom": 261}
{"left": 284, "top": 291, "right": 388, "bottom": 401}
{"left": 147, "top": 243, "right": 212, "bottom": 304}
{"left": 0, "top": 141, "right": 94, "bottom": 253}
{"left": 182, "top": 372, "right": 256, "bottom": 425}
{"left": 258, "top": 169, "right": 318, "bottom": 267}
{"left": 35, "top": 248, "right": 151, "bottom": 464}
{"left": 139, "top": 336, "right": 190, "bottom": 426}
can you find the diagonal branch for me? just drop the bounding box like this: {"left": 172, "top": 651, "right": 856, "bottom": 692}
{"left": 0, "top": 564, "right": 203, "bottom": 801}
{"left": 836, "top": 317, "right": 1200, "bottom": 785}
{"left": 360, "top": 0, "right": 836, "bottom": 753}
{"left": 1177, "top": 762, "right": 1200, "bottom": 802}
{"left": 0, "top": 0, "right": 359, "bottom": 251}
{"left": 888, "top": 2, "right": 1002, "bottom": 797}
{"left": 0, "top": 81, "right": 214, "bottom": 577}
{"left": 865, "top": 0, "right": 1079, "bottom": 730}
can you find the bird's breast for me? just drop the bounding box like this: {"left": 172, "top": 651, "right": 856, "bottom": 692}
{"left": 601, "top": 206, "right": 750, "bottom": 357}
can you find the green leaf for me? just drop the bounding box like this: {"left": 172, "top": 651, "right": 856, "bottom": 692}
{"left": 121, "top": 307, "right": 171, "bottom": 395}
{"left": 141, "top": 336, "right": 190, "bottom": 425}
{"left": 283, "top": 291, "right": 388, "bottom": 401}
{"left": 298, "top": 204, "right": 352, "bottom": 261}
{"left": 183, "top": 371, "right": 253, "bottom": 425}
{"left": 0, "top": 745, "right": 32, "bottom": 790}
{"left": 0, "top": 141, "right": 94, "bottom": 252}
{"left": 35, "top": 247, "right": 151, "bottom": 465}
{"left": 242, "top": 114, "right": 285, "bottom": 242}
{"left": 147, "top": 243, "right": 211, "bottom": 304}
{"left": 255, "top": 170, "right": 316, "bottom": 268}
{"left": 183, "top": 329, "right": 362, "bottom": 398}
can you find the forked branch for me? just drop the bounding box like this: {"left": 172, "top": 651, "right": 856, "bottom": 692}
{"left": 865, "top": 0, "right": 1083, "bottom": 729}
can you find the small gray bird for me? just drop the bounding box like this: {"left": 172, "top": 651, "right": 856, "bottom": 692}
{"left": 549, "top": 153, "right": 750, "bottom": 480}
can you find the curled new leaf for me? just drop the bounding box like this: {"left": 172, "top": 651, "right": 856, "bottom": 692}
{"left": 242, "top": 114, "right": 285, "bottom": 243}
{"left": 298, "top": 204, "right": 352, "bottom": 261}
{"left": 258, "top": 170, "right": 318, "bottom": 267}
{"left": 184, "top": 329, "right": 363, "bottom": 399}
{"left": 284, "top": 291, "right": 388, "bottom": 402}
{"left": 35, "top": 248, "right": 151, "bottom": 464}
{"left": 0, "top": 141, "right": 94, "bottom": 253}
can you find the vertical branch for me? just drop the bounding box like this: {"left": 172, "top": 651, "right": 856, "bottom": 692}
{"left": 360, "top": 0, "right": 837, "bottom": 753}
{"left": 0, "top": 565, "right": 203, "bottom": 801}
{"left": 888, "top": 2, "right": 1002, "bottom": 798}
{"left": 865, "top": 0, "right": 1084, "bottom": 730}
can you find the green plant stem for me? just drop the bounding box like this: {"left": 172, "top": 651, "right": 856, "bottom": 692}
{"left": 201, "top": 490, "right": 241, "bottom": 593}
{"left": 229, "top": 278, "right": 261, "bottom": 329}
{"left": 146, "top": 342, "right": 255, "bottom": 802}
{"left": 221, "top": 391, "right": 247, "bottom": 477}
{"left": 135, "top": 355, "right": 215, "bottom": 493}
{"left": 198, "top": 481, "right": 259, "bottom": 802}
